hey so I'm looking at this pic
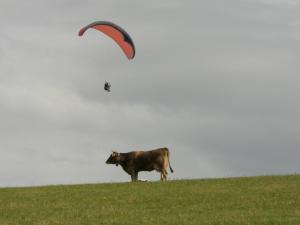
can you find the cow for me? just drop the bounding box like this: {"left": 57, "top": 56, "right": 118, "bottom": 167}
{"left": 105, "top": 147, "right": 174, "bottom": 182}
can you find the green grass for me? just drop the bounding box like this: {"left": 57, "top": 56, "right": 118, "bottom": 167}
{"left": 0, "top": 175, "right": 299, "bottom": 225}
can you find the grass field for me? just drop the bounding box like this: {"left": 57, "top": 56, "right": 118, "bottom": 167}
{"left": 0, "top": 175, "right": 299, "bottom": 225}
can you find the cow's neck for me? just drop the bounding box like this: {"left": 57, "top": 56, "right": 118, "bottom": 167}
{"left": 118, "top": 153, "right": 127, "bottom": 167}
{"left": 118, "top": 153, "right": 131, "bottom": 174}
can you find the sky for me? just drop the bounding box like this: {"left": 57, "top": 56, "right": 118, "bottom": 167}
{"left": 0, "top": 0, "right": 300, "bottom": 187}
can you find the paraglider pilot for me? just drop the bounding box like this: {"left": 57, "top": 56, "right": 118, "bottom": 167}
{"left": 104, "top": 81, "right": 111, "bottom": 92}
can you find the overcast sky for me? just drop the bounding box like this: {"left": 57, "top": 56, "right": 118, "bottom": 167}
{"left": 0, "top": 0, "right": 299, "bottom": 187}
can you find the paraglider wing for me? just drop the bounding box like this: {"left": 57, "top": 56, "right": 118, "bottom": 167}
{"left": 78, "top": 21, "right": 135, "bottom": 59}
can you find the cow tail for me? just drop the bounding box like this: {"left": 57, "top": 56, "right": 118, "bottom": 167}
{"left": 166, "top": 148, "right": 174, "bottom": 173}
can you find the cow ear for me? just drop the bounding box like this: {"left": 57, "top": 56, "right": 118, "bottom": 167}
{"left": 112, "top": 151, "right": 118, "bottom": 156}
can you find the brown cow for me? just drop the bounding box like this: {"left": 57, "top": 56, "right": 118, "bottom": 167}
{"left": 105, "top": 147, "right": 174, "bottom": 182}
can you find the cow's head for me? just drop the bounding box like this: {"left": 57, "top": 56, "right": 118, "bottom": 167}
{"left": 105, "top": 151, "right": 120, "bottom": 166}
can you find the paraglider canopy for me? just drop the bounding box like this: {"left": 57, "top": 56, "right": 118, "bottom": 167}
{"left": 78, "top": 21, "right": 135, "bottom": 59}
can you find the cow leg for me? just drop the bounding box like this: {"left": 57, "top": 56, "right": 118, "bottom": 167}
{"left": 135, "top": 172, "right": 139, "bottom": 181}
{"left": 160, "top": 170, "right": 167, "bottom": 181}
{"left": 160, "top": 171, "right": 165, "bottom": 181}
{"left": 131, "top": 172, "right": 138, "bottom": 182}
{"left": 130, "top": 174, "right": 136, "bottom": 182}
{"left": 163, "top": 170, "right": 168, "bottom": 181}
{"left": 160, "top": 155, "right": 169, "bottom": 181}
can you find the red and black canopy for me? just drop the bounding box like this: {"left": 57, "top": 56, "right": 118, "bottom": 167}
{"left": 79, "top": 21, "right": 135, "bottom": 59}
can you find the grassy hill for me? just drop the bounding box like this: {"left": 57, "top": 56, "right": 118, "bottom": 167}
{"left": 0, "top": 175, "right": 299, "bottom": 225}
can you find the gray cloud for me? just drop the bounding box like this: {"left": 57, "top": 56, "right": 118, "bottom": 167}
{"left": 0, "top": 0, "right": 299, "bottom": 186}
